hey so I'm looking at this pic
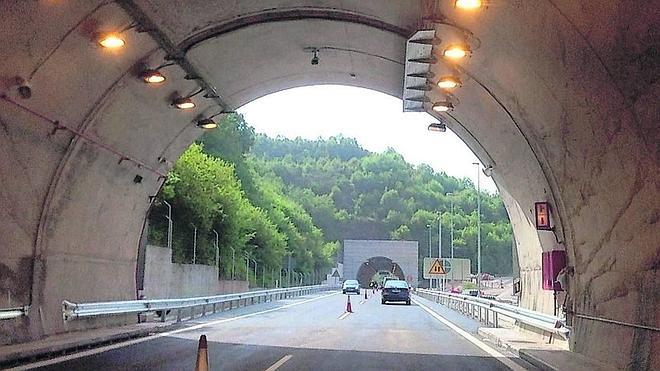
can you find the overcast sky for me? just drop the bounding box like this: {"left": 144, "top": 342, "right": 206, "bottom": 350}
{"left": 239, "top": 85, "right": 497, "bottom": 193}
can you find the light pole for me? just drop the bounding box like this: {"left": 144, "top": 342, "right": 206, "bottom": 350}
{"left": 228, "top": 246, "right": 235, "bottom": 280}
{"left": 438, "top": 214, "right": 443, "bottom": 291}
{"left": 212, "top": 229, "right": 219, "bottom": 270}
{"left": 472, "top": 162, "right": 482, "bottom": 296}
{"left": 162, "top": 200, "right": 172, "bottom": 250}
{"left": 426, "top": 224, "right": 432, "bottom": 289}
{"left": 245, "top": 253, "right": 250, "bottom": 283}
{"left": 251, "top": 258, "right": 258, "bottom": 287}
{"left": 446, "top": 192, "right": 455, "bottom": 287}
{"left": 191, "top": 223, "right": 197, "bottom": 264}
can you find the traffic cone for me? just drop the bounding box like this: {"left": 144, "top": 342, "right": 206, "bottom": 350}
{"left": 346, "top": 295, "right": 353, "bottom": 313}
{"left": 364, "top": 290, "right": 368, "bottom": 300}
{"left": 195, "top": 334, "right": 209, "bottom": 371}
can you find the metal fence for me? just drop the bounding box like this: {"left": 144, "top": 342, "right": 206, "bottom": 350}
{"left": 0, "top": 306, "right": 29, "bottom": 321}
{"left": 62, "top": 285, "right": 334, "bottom": 323}
{"left": 415, "top": 288, "right": 570, "bottom": 340}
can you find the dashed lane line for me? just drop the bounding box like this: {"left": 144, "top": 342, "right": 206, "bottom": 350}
{"left": 338, "top": 312, "right": 351, "bottom": 320}
{"left": 264, "top": 354, "right": 293, "bottom": 371}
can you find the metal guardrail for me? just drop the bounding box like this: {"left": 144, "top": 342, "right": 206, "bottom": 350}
{"left": 62, "top": 285, "right": 334, "bottom": 323}
{"left": 415, "top": 289, "right": 570, "bottom": 339}
{"left": 0, "top": 306, "right": 29, "bottom": 321}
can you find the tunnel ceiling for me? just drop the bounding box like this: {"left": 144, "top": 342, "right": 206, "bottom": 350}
{"left": 0, "top": 1, "right": 657, "bottom": 368}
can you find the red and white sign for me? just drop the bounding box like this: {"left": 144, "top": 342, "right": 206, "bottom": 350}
{"left": 535, "top": 202, "right": 552, "bottom": 230}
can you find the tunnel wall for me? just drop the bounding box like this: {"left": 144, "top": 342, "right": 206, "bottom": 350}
{"left": 343, "top": 240, "right": 419, "bottom": 287}
{"left": 0, "top": 1, "right": 657, "bottom": 369}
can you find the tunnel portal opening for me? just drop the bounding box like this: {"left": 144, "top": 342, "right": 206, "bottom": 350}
{"left": 355, "top": 256, "right": 405, "bottom": 288}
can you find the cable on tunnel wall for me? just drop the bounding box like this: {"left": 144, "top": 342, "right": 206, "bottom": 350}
{"left": 0, "top": 94, "right": 167, "bottom": 178}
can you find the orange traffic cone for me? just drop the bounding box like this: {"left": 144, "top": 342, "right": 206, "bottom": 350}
{"left": 346, "top": 295, "right": 353, "bottom": 313}
{"left": 195, "top": 335, "right": 209, "bottom": 371}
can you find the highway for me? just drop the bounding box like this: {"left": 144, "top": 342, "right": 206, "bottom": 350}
{"left": 21, "top": 291, "right": 533, "bottom": 370}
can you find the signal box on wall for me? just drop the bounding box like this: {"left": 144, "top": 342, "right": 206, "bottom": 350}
{"left": 542, "top": 250, "right": 566, "bottom": 291}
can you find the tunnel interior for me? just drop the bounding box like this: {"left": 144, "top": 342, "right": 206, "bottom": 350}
{"left": 0, "top": 1, "right": 657, "bottom": 368}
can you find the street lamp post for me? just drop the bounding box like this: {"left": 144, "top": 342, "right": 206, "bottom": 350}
{"left": 191, "top": 223, "right": 197, "bottom": 264}
{"left": 212, "top": 229, "right": 219, "bottom": 270}
{"left": 162, "top": 200, "right": 172, "bottom": 250}
{"left": 472, "top": 162, "right": 482, "bottom": 296}
{"left": 251, "top": 258, "right": 258, "bottom": 287}
{"left": 438, "top": 215, "right": 443, "bottom": 291}
{"left": 228, "top": 246, "right": 235, "bottom": 280}
{"left": 446, "top": 193, "right": 455, "bottom": 287}
{"left": 426, "top": 224, "right": 432, "bottom": 289}
{"left": 245, "top": 253, "right": 250, "bottom": 283}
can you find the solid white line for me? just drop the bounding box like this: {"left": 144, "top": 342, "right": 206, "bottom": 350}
{"left": 11, "top": 292, "right": 340, "bottom": 370}
{"left": 338, "top": 312, "right": 351, "bottom": 320}
{"left": 412, "top": 298, "right": 526, "bottom": 371}
{"left": 264, "top": 354, "right": 292, "bottom": 371}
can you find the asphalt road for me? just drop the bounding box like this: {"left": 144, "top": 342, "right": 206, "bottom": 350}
{"left": 24, "top": 291, "right": 533, "bottom": 370}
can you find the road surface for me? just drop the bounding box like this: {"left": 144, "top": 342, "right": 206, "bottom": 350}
{"left": 21, "top": 290, "right": 533, "bottom": 370}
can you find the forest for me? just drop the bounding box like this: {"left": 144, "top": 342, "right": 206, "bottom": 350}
{"left": 147, "top": 113, "right": 513, "bottom": 286}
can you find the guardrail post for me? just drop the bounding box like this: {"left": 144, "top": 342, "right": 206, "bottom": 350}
{"left": 494, "top": 312, "right": 498, "bottom": 327}
{"left": 176, "top": 308, "right": 182, "bottom": 322}
{"left": 160, "top": 309, "right": 167, "bottom": 322}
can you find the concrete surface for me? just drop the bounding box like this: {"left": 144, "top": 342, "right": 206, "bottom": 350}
{"left": 343, "top": 240, "right": 419, "bottom": 287}
{"left": 142, "top": 245, "right": 248, "bottom": 299}
{"left": 0, "top": 1, "right": 657, "bottom": 369}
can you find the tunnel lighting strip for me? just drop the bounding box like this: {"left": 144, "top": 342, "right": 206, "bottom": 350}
{"left": 0, "top": 95, "right": 166, "bottom": 178}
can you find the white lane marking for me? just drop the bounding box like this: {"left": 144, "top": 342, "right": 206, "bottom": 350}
{"left": 413, "top": 298, "right": 526, "bottom": 371}
{"left": 11, "top": 292, "right": 340, "bottom": 371}
{"left": 338, "top": 312, "right": 351, "bottom": 320}
{"left": 359, "top": 300, "right": 366, "bottom": 304}
{"left": 264, "top": 354, "right": 292, "bottom": 371}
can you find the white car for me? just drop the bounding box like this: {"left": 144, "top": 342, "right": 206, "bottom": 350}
{"left": 342, "top": 280, "right": 360, "bottom": 294}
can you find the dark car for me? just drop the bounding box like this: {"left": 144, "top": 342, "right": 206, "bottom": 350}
{"left": 381, "top": 280, "right": 411, "bottom": 305}
{"left": 342, "top": 279, "right": 360, "bottom": 294}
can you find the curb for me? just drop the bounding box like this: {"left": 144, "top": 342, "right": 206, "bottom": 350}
{"left": 0, "top": 324, "right": 178, "bottom": 368}
{"left": 518, "top": 350, "right": 558, "bottom": 371}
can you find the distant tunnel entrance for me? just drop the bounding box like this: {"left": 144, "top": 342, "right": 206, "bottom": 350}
{"left": 356, "top": 256, "right": 405, "bottom": 287}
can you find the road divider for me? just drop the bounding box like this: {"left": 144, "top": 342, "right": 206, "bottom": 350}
{"left": 62, "top": 285, "right": 337, "bottom": 323}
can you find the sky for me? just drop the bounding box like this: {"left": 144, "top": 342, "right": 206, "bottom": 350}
{"left": 238, "top": 85, "right": 497, "bottom": 193}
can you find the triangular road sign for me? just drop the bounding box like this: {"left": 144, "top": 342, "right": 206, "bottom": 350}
{"left": 429, "top": 259, "right": 446, "bottom": 275}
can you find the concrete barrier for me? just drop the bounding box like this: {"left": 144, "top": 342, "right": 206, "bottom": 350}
{"left": 142, "top": 246, "right": 247, "bottom": 299}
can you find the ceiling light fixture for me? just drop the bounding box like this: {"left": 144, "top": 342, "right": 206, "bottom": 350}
{"left": 437, "top": 76, "right": 462, "bottom": 89}
{"left": 432, "top": 101, "right": 454, "bottom": 112}
{"left": 443, "top": 45, "right": 471, "bottom": 60}
{"left": 455, "top": 0, "right": 483, "bottom": 10}
{"left": 140, "top": 69, "right": 166, "bottom": 84}
{"left": 97, "top": 33, "right": 125, "bottom": 49}
{"left": 196, "top": 118, "right": 219, "bottom": 129}
{"left": 173, "top": 97, "right": 195, "bottom": 110}
{"left": 428, "top": 123, "right": 447, "bottom": 132}
{"left": 172, "top": 88, "right": 206, "bottom": 110}
{"left": 139, "top": 63, "right": 176, "bottom": 84}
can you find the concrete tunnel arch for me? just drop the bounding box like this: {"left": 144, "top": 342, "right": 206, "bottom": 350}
{"left": 0, "top": 1, "right": 657, "bottom": 369}
{"left": 355, "top": 257, "right": 406, "bottom": 288}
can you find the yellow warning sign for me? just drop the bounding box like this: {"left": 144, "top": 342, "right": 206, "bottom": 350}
{"left": 429, "top": 259, "right": 446, "bottom": 275}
